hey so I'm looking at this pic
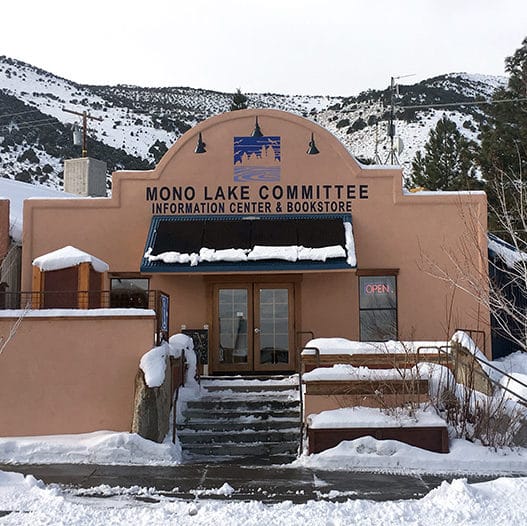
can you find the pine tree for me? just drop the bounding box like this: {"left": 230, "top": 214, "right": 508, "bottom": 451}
{"left": 479, "top": 37, "right": 527, "bottom": 234}
{"left": 409, "top": 115, "right": 480, "bottom": 191}
{"left": 230, "top": 88, "right": 248, "bottom": 111}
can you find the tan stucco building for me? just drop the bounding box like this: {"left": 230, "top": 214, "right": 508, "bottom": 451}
{"left": 0, "top": 109, "right": 490, "bottom": 436}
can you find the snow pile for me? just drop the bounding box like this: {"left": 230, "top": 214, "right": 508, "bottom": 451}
{"left": 199, "top": 247, "right": 248, "bottom": 262}
{"left": 169, "top": 333, "right": 197, "bottom": 386}
{"left": 0, "top": 431, "right": 181, "bottom": 466}
{"left": 295, "top": 436, "right": 527, "bottom": 476}
{"left": 298, "top": 245, "right": 346, "bottom": 261}
{"left": 344, "top": 221, "right": 356, "bottom": 266}
{"left": 140, "top": 333, "right": 195, "bottom": 388}
{"left": 32, "top": 245, "right": 109, "bottom": 273}
{"left": 302, "top": 337, "right": 448, "bottom": 356}
{"left": 303, "top": 363, "right": 425, "bottom": 382}
{"left": 145, "top": 243, "right": 350, "bottom": 266}
{"left": 308, "top": 405, "right": 445, "bottom": 429}
{"left": 192, "top": 482, "right": 236, "bottom": 497}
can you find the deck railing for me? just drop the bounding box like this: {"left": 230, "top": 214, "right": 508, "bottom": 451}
{"left": 0, "top": 289, "right": 170, "bottom": 344}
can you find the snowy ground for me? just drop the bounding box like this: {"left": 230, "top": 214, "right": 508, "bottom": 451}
{"left": 0, "top": 350, "right": 526, "bottom": 523}
{"left": 0, "top": 467, "right": 525, "bottom": 525}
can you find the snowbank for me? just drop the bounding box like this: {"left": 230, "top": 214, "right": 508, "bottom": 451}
{"left": 0, "top": 431, "right": 181, "bottom": 466}
{"left": 294, "top": 435, "right": 527, "bottom": 476}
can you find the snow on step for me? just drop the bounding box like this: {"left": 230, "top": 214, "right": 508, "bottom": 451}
{"left": 178, "top": 375, "right": 301, "bottom": 462}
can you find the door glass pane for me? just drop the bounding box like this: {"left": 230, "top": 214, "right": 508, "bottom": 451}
{"left": 219, "top": 288, "right": 248, "bottom": 364}
{"left": 258, "top": 288, "right": 289, "bottom": 365}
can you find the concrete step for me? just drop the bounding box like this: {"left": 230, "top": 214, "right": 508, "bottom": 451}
{"left": 178, "top": 419, "right": 299, "bottom": 432}
{"left": 182, "top": 408, "right": 301, "bottom": 421}
{"left": 186, "top": 399, "right": 300, "bottom": 411}
{"left": 202, "top": 384, "right": 299, "bottom": 393}
{"left": 181, "top": 440, "right": 299, "bottom": 458}
{"left": 177, "top": 430, "right": 299, "bottom": 444}
{"left": 200, "top": 375, "right": 297, "bottom": 382}
{"left": 178, "top": 375, "right": 302, "bottom": 461}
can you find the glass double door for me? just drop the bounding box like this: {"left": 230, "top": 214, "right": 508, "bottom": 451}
{"left": 212, "top": 283, "right": 295, "bottom": 372}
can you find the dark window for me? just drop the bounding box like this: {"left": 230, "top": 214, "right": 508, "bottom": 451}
{"left": 110, "top": 278, "right": 149, "bottom": 308}
{"left": 359, "top": 275, "right": 397, "bottom": 341}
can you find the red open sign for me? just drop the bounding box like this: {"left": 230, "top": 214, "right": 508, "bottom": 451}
{"left": 365, "top": 283, "right": 391, "bottom": 294}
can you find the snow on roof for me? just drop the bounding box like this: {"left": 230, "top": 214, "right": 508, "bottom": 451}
{"left": 0, "top": 178, "right": 78, "bottom": 243}
{"left": 144, "top": 219, "right": 356, "bottom": 268}
{"left": 402, "top": 188, "right": 486, "bottom": 197}
{"left": 488, "top": 233, "right": 527, "bottom": 269}
{"left": 32, "top": 245, "right": 109, "bottom": 272}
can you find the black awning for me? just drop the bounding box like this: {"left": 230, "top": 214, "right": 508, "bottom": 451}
{"left": 141, "top": 214, "right": 355, "bottom": 273}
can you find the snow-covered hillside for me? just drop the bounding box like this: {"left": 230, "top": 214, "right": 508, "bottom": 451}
{"left": 0, "top": 56, "right": 506, "bottom": 189}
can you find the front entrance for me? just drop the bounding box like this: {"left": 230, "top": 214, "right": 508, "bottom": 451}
{"left": 211, "top": 283, "right": 295, "bottom": 373}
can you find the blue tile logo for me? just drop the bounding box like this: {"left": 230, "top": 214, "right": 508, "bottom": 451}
{"left": 233, "top": 136, "right": 281, "bottom": 182}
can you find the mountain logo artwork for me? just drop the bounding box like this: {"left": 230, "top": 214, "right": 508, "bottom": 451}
{"left": 233, "top": 134, "right": 281, "bottom": 182}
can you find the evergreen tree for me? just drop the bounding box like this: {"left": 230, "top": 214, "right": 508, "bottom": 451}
{"left": 409, "top": 115, "right": 480, "bottom": 191}
{"left": 479, "top": 37, "right": 527, "bottom": 233}
{"left": 230, "top": 88, "right": 248, "bottom": 111}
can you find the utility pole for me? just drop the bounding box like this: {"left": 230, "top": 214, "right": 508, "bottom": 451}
{"left": 385, "top": 74, "right": 414, "bottom": 165}
{"left": 63, "top": 108, "right": 103, "bottom": 158}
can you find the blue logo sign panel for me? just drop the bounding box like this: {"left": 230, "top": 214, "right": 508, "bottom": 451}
{"left": 233, "top": 136, "right": 281, "bottom": 182}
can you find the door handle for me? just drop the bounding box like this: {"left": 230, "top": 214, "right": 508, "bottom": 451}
{"left": 254, "top": 327, "right": 261, "bottom": 334}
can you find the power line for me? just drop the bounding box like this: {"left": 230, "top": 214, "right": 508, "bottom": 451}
{"left": 398, "top": 97, "right": 527, "bottom": 111}
{"left": 0, "top": 118, "right": 59, "bottom": 132}
{"left": 0, "top": 109, "right": 41, "bottom": 119}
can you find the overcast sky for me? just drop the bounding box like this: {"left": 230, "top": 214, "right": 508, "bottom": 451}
{"left": 1, "top": 0, "right": 526, "bottom": 96}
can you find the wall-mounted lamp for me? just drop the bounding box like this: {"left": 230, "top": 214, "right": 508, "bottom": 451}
{"left": 194, "top": 132, "right": 206, "bottom": 153}
{"left": 307, "top": 133, "right": 320, "bottom": 155}
{"left": 252, "top": 116, "right": 263, "bottom": 137}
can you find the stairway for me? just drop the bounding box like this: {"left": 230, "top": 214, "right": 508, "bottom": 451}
{"left": 177, "top": 375, "right": 301, "bottom": 463}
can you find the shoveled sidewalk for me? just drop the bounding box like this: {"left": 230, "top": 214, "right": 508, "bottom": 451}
{"left": 0, "top": 462, "right": 498, "bottom": 504}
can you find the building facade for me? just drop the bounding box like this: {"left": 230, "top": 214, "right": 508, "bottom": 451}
{"left": 18, "top": 109, "right": 489, "bottom": 378}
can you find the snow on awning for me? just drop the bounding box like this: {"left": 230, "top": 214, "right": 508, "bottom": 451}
{"left": 141, "top": 214, "right": 356, "bottom": 273}
{"left": 33, "top": 246, "right": 110, "bottom": 273}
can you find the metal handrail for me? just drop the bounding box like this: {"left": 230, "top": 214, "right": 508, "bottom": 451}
{"left": 416, "top": 344, "right": 527, "bottom": 406}
{"left": 295, "top": 330, "right": 316, "bottom": 457}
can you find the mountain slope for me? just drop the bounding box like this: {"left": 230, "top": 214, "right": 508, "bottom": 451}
{"left": 0, "top": 56, "right": 506, "bottom": 190}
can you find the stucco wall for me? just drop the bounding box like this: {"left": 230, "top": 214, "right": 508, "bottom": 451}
{"left": 20, "top": 109, "right": 490, "bottom": 363}
{"left": 0, "top": 314, "right": 156, "bottom": 436}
